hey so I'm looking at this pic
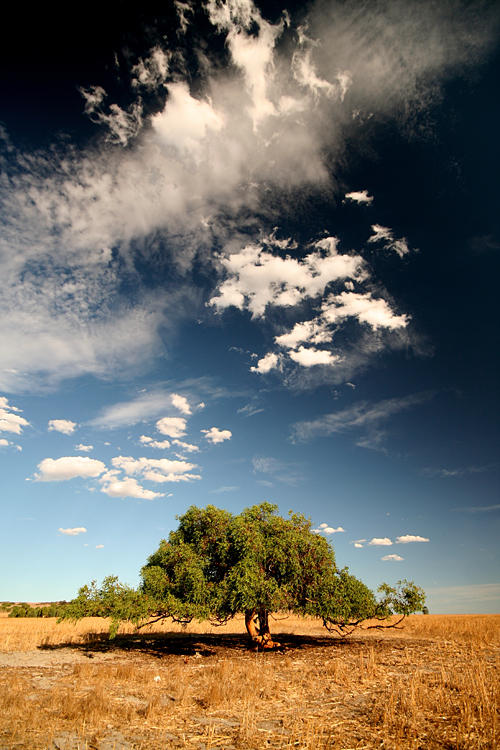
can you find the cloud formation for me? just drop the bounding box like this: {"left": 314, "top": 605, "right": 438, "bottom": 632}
{"left": 381, "top": 554, "right": 404, "bottom": 561}
{"left": 0, "top": 0, "right": 497, "bottom": 390}
{"left": 202, "top": 427, "right": 232, "bottom": 445}
{"left": 48, "top": 419, "right": 77, "bottom": 435}
{"left": 58, "top": 527, "right": 87, "bottom": 536}
{"left": 35, "top": 456, "right": 106, "bottom": 482}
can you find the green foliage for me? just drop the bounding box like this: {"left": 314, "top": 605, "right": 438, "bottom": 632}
{"left": 61, "top": 503, "right": 426, "bottom": 638}
{"left": 6, "top": 601, "right": 71, "bottom": 618}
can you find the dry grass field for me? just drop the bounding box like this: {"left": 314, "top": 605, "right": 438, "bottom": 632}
{"left": 0, "top": 612, "right": 498, "bottom": 749}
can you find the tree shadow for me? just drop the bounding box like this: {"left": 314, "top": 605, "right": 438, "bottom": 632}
{"left": 37, "top": 630, "right": 386, "bottom": 658}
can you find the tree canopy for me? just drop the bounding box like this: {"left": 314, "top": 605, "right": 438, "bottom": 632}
{"left": 63, "top": 503, "right": 426, "bottom": 647}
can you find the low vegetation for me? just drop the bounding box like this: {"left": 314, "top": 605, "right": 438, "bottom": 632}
{"left": 0, "top": 612, "right": 498, "bottom": 748}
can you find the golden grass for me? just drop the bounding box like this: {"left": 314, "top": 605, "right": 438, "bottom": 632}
{"left": 0, "top": 613, "right": 498, "bottom": 749}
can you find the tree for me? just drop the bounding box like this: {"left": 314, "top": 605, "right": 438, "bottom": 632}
{"left": 63, "top": 503, "right": 426, "bottom": 648}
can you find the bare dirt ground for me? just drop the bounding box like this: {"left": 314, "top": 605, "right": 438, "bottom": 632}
{"left": 0, "top": 614, "right": 498, "bottom": 749}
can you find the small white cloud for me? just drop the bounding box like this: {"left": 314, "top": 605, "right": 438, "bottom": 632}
{"left": 75, "top": 444, "right": 93, "bottom": 452}
{"left": 95, "top": 544, "right": 105, "bottom": 549}
{"left": 317, "top": 524, "right": 345, "bottom": 534}
{"left": 396, "top": 534, "right": 430, "bottom": 544}
{"left": 48, "top": 419, "right": 77, "bottom": 435}
{"left": 0, "top": 438, "right": 10, "bottom": 447}
{"left": 369, "top": 537, "right": 393, "bottom": 546}
{"left": 156, "top": 417, "right": 187, "bottom": 438}
{"left": 289, "top": 347, "right": 340, "bottom": 367}
{"left": 354, "top": 542, "right": 363, "bottom": 548}
{"left": 100, "top": 476, "right": 164, "bottom": 500}
{"left": 344, "top": 190, "right": 374, "bottom": 205}
{"left": 172, "top": 439, "right": 199, "bottom": 453}
{"left": 35, "top": 456, "right": 106, "bottom": 482}
{"left": 381, "top": 554, "right": 404, "bottom": 561}
{"left": 0, "top": 399, "right": 30, "bottom": 435}
{"left": 58, "top": 527, "right": 87, "bottom": 536}
{"left": 140, "top": 436, "right": 171, "bottom": 449}
{"left": 250, "top": 352, "right": 279, "bottom": 374}
{"left": 202, "top": 427, "right": 232, "bottom": 444}
{"left": 171, "top": 393, "right": 192, "bottom": 415}
{"left": 368, "top": 225, "right": 411, "bottom": 258}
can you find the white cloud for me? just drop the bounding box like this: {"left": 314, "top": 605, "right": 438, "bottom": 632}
{"left": 58, "top": 527, "right": 87, "bottom": 536}
{"left": 313, "top": 524, "right": 345, "bottom": 534}
{"left": 100, "top": 476, "right": 164, "bottom": 499}
{"left": 369, "top": 537, "right": 393, "bottom": 546}
{"left": 139, "top": 435, "right": 171, "bottom": 449}
{"left": 48, "top": 419, "right": 77, "bottom": 435}
{"left": 250, "top": 352, "right": 279, "bottom": 374}
{"left": 172, "top": 439, "right": 199, "bottom": 453}
{"left": 0, "top": 398, "right": 29, "bottom": 435}
{"left": 368, "top": 225, "right": 411, "bottom": 258}
{"left": 95, "top": 544, "right": 105, "bottom": 549}
{"left": 289, "top": 347, "right": 340, "bottom": 367}
{"left": 151, "top": 81, "right": 224, "bottom": 157}
{"left": 0, "top": 0, "right": 495, "bottom": 392}
{"left": 91, "top": 392, "right": 179, "bottom": 429}
{"left": 210, "top": 239, "right": 365, "bottom": 318}
{"left": 111, "top": 455, "right": 200, "bottom": 483}
{"left": 292, "top": 392, "right": 432, "bottom": 442}
{"left": 454, "top": 504, "right": 500, "bottom": 513}
{"left": 0, "top": 438, "right": 9, "bottom": 447}
{"left": 322, "top": 292, "right": 408, "bottom": 330}
{"left": 344, "top": 190, "right": 373, "bottom": 205}
{"left": 35, "top": 456, "right": 106, "bottom": 482}
{"left": 381, "top": 554, "right": 403, "bottom": 561}
{"left": 210, "top": 485, "right": 239, "bottom": 494}
{"left": 75, "top": 444, "right": 94, "bottom": 452}
{"left": 252, "top": 455, "right": 303, "bottom": 485}
{"left": 396, "top": 534, "right": 430, "bottom": 544}
{"left": 171, "top": 393, "right": 192, "bottom": 415}
{"left": 354, "top": 543, "right": 363, "bottom": 548}
{"left": 202, "top": 427, "right": 232, "bottom": 445}
{"left": 156, "top": 416, "right": 187, "bottom": 438}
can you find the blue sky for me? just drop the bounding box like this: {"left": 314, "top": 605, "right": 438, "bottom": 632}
{"left": 0, "top": 0, "right": 499, "bottom": 613}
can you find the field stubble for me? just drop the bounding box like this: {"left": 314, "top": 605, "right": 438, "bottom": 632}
{"left": 0, "top": 613, "right": 498, "bottom": 749}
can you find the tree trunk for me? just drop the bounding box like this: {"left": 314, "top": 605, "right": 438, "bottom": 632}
{"left": 244, "top": 608, "right": 281, "bottom": 650}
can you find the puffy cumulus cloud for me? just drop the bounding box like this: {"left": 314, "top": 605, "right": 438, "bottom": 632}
{"left": 111, "top": 455, "right": 200, "bottom": 483}
{"left": 291, "top": 392, "right": 432, "bottom": 443}
{"left": 312, "top": 523, "right": 345, "bottom": 534}
{"left": 368, "top": 537, "right": 393, "bottom": 546}
{"left": 210, "top": 239, "right": 365, "bottom": 318}
{"left": 75, "top": 444, "right": 93, "bottom": 452}
{"left": 381, "top": 554, "right": 404, "bottom": 561}
{"left": 58, "top": 527, "right": 87, "bottom": 536}
{"left": 396, "top": 534, "right": 430, "bottom": 544}
{"left": 289, "top": 347, "right": 340, "bottom": 368}
{"left": 0, "top": 438, "right": 9, "bottom": 447}
{"left": 344, "top": 190, "right": 373, "bottom": 205}
{"left": 0, "top": 0, "right": 496, "bottom": 391}
{"left": 48, "top": 419, "right": 77, "bottom": 435}
{"left": 202, "top": 427, "right": 232, "bottom": 445}
{"left": 170, "top": 393, "right": 192, "bottom": 415}
{"left": 322, "top": 292, "right": 408, "bottom": 330}
{"left": 139, "top": 435, "right": 171, "bottom": 449}
{"left": 250, "top": 352, "right": 280, "bottom": 374}
{"left": 100, "top": 476, "right": 164, "bottom": 499}
{"left": 156, "top": 417, "right": 187, "bottom": 438}
{"left": 0, "top": 397, "right": 29, "bottom": 435}
{"left": 35, "top": 456, "right": 106, "bottom": 482}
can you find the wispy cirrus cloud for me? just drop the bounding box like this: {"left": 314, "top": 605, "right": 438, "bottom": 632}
{"left": 291, "top": 392, "right": 433, "bottom": 443}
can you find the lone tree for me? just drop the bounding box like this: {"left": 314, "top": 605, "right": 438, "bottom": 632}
{"left": 64, "top": 503, "right": 425, "bottom": 648}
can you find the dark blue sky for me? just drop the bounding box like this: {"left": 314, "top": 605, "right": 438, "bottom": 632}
{"left": 0, "top": 0, "right": 498, "bottom": 612}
